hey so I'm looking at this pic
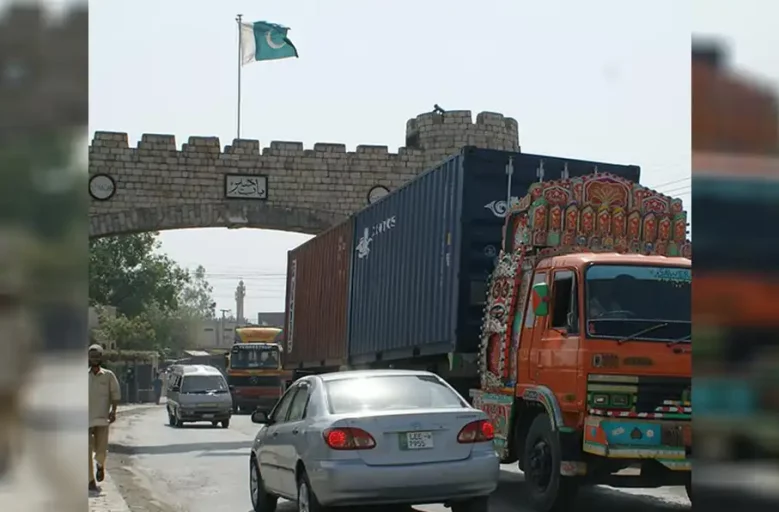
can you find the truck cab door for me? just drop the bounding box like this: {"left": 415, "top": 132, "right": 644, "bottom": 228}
{"left": 519, "top": 271, "right": 548, "bottom": 384}
{"left": 532, "top": 269, "right": 582, "bottom": 414}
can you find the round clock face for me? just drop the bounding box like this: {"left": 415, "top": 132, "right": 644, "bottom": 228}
{"left": 89, "top": 174, "right": 116, "bottom": 200}
{"left": 368, "top": 185, "right": 389, "bottom": 204}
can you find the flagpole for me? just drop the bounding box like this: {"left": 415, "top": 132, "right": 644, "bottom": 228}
{"left": 236, "top": 14, "right": 243, "bottom": 139}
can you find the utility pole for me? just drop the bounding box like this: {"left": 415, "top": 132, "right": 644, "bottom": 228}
{"left": 219, "top": 309, "right": 231, "bottom": 346}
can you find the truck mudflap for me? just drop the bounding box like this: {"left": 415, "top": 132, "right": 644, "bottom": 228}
{"left": 470, "top": 389, "right": 513, "bottom": 459}
{"left": 582, "top": 415, "right": 691, "bottom": 471}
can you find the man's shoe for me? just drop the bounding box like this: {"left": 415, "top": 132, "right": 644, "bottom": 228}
{"left": 95, "top": 464, "right": 105, "bottom": 482}
{"left": 89, "top": 480, "right": 100, "bottom": 492}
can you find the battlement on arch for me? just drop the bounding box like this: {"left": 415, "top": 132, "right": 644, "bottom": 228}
{"left": 405, "top": 110, "right": 519, "bottom": 151}
{"left": 90, "top": 132, "right": 409, "bottom": 157}
{"left": 89, "top": 110, "right": 520, "bottom": 157}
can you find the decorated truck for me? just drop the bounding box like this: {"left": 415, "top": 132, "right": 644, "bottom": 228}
{"left": 469, "top": 172, "right": 692, "bottom": 511}
{"left": 226, "top": 326, "right": 289, "bottom": 413}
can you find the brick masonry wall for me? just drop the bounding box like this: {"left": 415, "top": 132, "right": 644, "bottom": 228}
{"left": 88, "top": 110, "right": 519, "bottom": 237}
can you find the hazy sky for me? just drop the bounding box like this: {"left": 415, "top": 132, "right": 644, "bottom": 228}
{"left": 83, "top": 1, "right": 772, "bottom": 316}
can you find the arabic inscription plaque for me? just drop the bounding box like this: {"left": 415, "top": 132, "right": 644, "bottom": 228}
{"left": 224, "top": 174, "right": 268, "bottom": 200}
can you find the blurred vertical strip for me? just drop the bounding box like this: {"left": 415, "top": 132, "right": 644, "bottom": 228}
{"left": 692, "top": 38, "right": 779, "bottom": 510}
{"left": 0, "top": 2, "right": 88, "bottom": 512}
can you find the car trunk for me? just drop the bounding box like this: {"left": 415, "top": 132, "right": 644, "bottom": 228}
{"left": 342, "top": 409, "right": 484, "bottom": 466}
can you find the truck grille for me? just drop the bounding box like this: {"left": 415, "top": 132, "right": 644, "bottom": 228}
{"left": 635, "top": 376, "right": 690, "bottom": 414}
{"left": 587, "top": 374, "right": 691, "bottom": 417}
{"left": 227, "top": 375, "right": 280, "bottom": 387}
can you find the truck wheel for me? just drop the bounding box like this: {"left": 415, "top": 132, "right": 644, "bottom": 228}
{"left": 523, "top": 415, "right": 579, "bottom": 512}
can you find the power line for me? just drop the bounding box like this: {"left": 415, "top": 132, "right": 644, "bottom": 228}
{"left": 647, "top": 176, "right": 690, "bottom": 190}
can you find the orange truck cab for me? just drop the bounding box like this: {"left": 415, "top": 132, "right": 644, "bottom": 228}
{"left": 469, "top": 173, "right": 692, "bottom": 511}
{"left": 227, "top": 327, "right": 287, "bottom": 413}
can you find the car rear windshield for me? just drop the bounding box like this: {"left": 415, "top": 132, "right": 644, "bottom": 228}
{"left": 181, "top": 375, "right": 227, "bottom": 393}
{"left": 325, "top": 375, "right": 467, "bottom": 414}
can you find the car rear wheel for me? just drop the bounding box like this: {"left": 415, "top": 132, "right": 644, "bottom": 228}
{"left": 250, "top": 457, "right": 277, "bottom": 512}
{"left": 297, "top": 469, "right": 326, "bottom": 512}
{"left": 221, "top": 419, "right": 230, "bottom": 428}
{"left": 522, "top": 414, "right": 579, "bottom": 512}
{"left": 451, "top": 495, "right": 489, "bottom": 512}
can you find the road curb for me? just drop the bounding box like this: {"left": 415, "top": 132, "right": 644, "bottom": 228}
{"left": 89, "top": 472, "right": 131, "bottom": 512}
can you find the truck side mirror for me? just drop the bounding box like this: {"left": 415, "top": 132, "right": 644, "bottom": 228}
{"left": 532, "top": 282, "right": 550, "bottom": 317}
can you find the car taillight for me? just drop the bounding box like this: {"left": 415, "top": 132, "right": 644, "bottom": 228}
{"left": 457, "top": 420, "right": 495, "bottom": 443}
{"left": 323, "top": 427, "right": 376, "bottom": 450}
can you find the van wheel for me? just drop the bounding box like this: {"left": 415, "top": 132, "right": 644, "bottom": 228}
{"left": 523, "top": 415, "right": 579, "bottom": 512}
{"left": 221, "top": 419, "right": 230, "bottom": 428}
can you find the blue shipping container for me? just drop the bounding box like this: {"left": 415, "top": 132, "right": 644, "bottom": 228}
{"left": 347, "top": 147, "right": 640, "bottom": 365}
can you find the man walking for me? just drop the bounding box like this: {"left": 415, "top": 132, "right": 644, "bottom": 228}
{"left": 88, "top": 344, "right": 120, "bottom": 492}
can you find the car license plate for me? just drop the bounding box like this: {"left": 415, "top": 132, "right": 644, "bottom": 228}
{"left": 400, "top": 431, "right": 434, "bottom": 450}
{"left": 202, "top": 414, "right": 214, "bottom": 419}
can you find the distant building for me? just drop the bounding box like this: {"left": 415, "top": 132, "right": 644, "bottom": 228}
{"left": 191, "top": 317, "right": 241, "bottom": 349}
{"left": 256, "top": 312, "right": 284, "bottom": 328}
{"left": 235, "top": 280, "right": 246, "bottom": 326}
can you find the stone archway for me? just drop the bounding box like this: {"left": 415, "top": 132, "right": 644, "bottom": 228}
{"left": 89, "top": 110, "right": 520, "bottom": 237}
{"left": 89, "top": 201, "right": 342, "bottom": 238}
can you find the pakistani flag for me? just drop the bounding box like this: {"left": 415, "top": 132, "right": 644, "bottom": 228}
{"left": 240, "top": 21, "right": 299, "bottom": 65}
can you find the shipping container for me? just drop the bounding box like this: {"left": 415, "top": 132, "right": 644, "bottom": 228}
{"left": 284, "top": 218, "right": 354, "bottom": 369}
{"left": 347, "top": 147, "right": 640, "bottom": 365}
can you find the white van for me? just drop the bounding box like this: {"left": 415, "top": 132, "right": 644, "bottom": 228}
{"left": 166, "top": 365, "right": 233, "bottom": 428}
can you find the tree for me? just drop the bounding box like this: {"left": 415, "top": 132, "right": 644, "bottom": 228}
{"left": 91, "top": 306, "right": 156, "bottom": 351}
{"left": 180, "top": 265, "right": 216, "bottom": 319}
{"left": 89, "top": 233, "right": 191, "bottom": 318}
{"left": 89, "top": 233, "right": 217, "bottom": 354}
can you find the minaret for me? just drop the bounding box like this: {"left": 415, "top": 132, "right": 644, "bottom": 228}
{"left": 235, "top": 280, "right": 246, "bottom": 325}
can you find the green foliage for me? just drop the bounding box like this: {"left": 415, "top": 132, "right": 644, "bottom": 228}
{"left": 89, "top": 233, "right": 216, "bottom": 353}
{"left": 92, "top": 305, "right": 156, "bottom": 351}
{"left": 89, "top": 233, "right": 190, "bottom": 318}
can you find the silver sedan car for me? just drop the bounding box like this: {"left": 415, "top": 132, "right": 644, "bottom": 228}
{"left": 248, "top": 369, "right": 500, "bottom": 512}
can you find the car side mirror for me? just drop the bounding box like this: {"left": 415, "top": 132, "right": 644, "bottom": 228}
{"left": 532, "top": 282, "right": 550, "bottom": 316}
{"left": 251, "top": 410, "right": 270, "bottom": 424}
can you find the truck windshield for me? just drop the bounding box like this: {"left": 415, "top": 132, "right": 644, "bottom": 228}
{"left": 230, "top": 347, "right": 280, "bottom": 369}
{"left": 585, "top": 265, "right": 691, "bottom": 342}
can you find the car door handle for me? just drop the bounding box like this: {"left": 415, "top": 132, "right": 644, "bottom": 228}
{"left": 272, "top": 431, "right": 278, "bottom": 437}
{"left": 292, "top": 429, "right": 299, "bottom": 435}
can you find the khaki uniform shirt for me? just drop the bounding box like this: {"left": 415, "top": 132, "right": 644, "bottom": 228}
{"left": 89, "top": 367, "right": 121, "bottom": 427}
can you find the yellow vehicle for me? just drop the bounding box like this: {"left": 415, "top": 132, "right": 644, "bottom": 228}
{"left": 226, "top": 326, "right": 285, "bottom": 413}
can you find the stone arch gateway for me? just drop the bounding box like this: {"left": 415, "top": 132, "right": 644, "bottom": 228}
{"left": 88, "top": 110, "right": 519, "bottom": 238}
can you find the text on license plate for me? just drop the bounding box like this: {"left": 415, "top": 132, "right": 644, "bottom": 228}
{"left": 400, "top": 431, "right": 434, "bottom": 450}
{"left": 202, "top": 414, "right": 214, "bottom": 419}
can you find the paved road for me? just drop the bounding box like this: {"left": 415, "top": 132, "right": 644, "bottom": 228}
{"left": 107, "top": 405, "right": 690, "bottom": 512}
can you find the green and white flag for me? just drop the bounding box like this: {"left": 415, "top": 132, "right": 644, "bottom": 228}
{"left": 240, "top": 21, "right": 299, "bottom": 65}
